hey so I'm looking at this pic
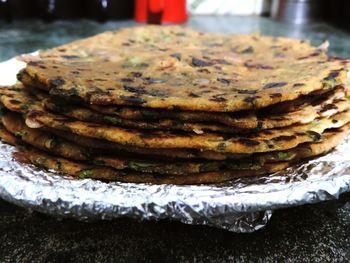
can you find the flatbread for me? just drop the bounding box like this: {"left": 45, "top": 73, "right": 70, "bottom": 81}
{"left": 12, "top": 148, "right": 290, "bottom": 184}
{"left": 47, "top": 129, "right": 248, "bottom": 160}
{"left": 1, "top": 84, "right": 349, "bottom": 154}
{"left": 2, "top": 111, "right": 347, "bottom": 175}
{"left": 1, "top": 111, "right": 89, "bottom": 161}
{"left": 1, "top": 111, "right": 247, "bottom": 174}
{"left": 254, "top": 126, "right": 348, "bottom": 163}
{"left": 21, "top": 74, "right": 341, "bottom": 130}
{"left": 19, "top": 26, "right": 349, "bottom": 112}
{"left": 25, "top": 109, "right": 350, "bottom": 154}
{"left": 0, "top": 86, "right": 243, "bottom": 160}
{"left": 40, "top": 86, "right": 349, "bottom": 133}
{"left": 1, "top": 82, "right": 350, "bottom": 134}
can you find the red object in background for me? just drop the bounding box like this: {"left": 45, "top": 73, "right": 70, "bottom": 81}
{"left": 135, "top": 0, "right": 187, "bottom": 24}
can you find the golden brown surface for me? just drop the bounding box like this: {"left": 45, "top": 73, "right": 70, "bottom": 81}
{"left": 1, "top": 111, "right": 347, "bottom": 176}
{"left": 12, "top": 148, "right": 290, "bottom": 184}
{"left": 40, "top": 86, "right": 348, "bottom": 133}
{"left": 1, "top": 84, "right": 349, "bottom": 154}
{"left": 0, "top": 26, "right": 347, "bottom": 184}
{"left": 19, "top": 26, "right": 349, "bottom": 112}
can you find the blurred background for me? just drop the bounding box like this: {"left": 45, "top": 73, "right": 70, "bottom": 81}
{"left": 1, "top": 0, "right": 350, "bottom": 61}
{"left": 0, "top": 0, "right": 349, "bottom": 31}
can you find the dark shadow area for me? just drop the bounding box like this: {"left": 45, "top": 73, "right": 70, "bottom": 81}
{"left": 324, "top": 0, "right": 350, "bottom": 33}
{"left": 0, "top": 0, "right": 134, "bottom": 22}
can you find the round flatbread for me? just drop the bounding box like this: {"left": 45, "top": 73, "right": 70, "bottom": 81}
{"left": 19, "top": 26, "right": 349, "bottom": 112}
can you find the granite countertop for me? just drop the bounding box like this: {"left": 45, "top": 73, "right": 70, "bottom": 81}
{"left": 1, "top": 16, "right": 350, "bottom": 262}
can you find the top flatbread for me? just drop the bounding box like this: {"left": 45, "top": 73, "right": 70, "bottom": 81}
{"left": 19, "top": 26, "right": 349, "bottom": 112}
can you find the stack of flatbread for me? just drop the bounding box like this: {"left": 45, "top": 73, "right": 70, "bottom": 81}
{"left": 0, "top": 26, "right": 349, "bottom": 184}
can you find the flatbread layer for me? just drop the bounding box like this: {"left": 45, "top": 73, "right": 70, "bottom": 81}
{"left": 12, "top": 148, "right": 290, "bottom": 184}
{"left": 1, "top": 84, "right": 349, "bottom": 154}
{"left": 40, "top": 86, "right": 348, "bottom": 133}
{"left": 20, "top": 73, "right": 342, "bottom": 130}
{"left": 0, "top": 123, "right": 289, "bottom": 184}
{"left": 24, "top": 109, "right": 350, "bottom": 154}
{"left": 18, "top": 26, "right": 349, "bottom": 112}
{"left": 2, "top": 111, "right": 347, "bottom": 175}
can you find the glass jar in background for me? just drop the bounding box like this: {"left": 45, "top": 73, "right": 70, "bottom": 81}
{"left": 270, "top": 0, "right": 322, "bottom": 24}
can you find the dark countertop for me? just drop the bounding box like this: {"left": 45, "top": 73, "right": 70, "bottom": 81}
{"left": 1, "top": 16, "right": 350, "bottom": 262}
{"left": 2, "top": 195, "right": 350, "bottom": 262}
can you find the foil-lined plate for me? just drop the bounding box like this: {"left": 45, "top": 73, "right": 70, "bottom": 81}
{"left": 1, "top": 57, "right": 350, "bottom": 233}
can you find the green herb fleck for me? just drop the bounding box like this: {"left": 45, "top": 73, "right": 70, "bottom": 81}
{"left": 322, "top": 78, "right": 337, "bottom": 88}
{"left": 226, "top": 160, "right": 261, "bottom": 170}
{"left": 79, "top": 169, "right": 93, "bottom": 179}
{"left": 55, "top": 161, "right": 62, "bottom": 171}
{"left": 34, "top": 157, "right": 46, "bottom": 167}
{"left": 217, "top": 143, "right": 226, "bottom": 151}
{"left": 103, "top": 116, "right": 122, "bottom": 125}
{"left": 310, "top": 118, "right": 322, "bottom": 126}
{"left": 160, "top": 31, "right": 171, "bottom": 41}
{"left": 93, "top": 159, "right": 106, "bottom": 166}
{"left": 20, "top": 103, "right": 31, "bottom": 111}
{"left": 14, "top": 131, "right": 27, "bottom": 138}
{"left": 128, "top": 162, "right": 156, "bottom": 171}
{"left": 277, "top": 152, "right": 291, "bottom": 160}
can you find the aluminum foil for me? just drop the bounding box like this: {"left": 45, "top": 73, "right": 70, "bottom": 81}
{"left": 1, "top": 57, "right": 350, "bottom": 233}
